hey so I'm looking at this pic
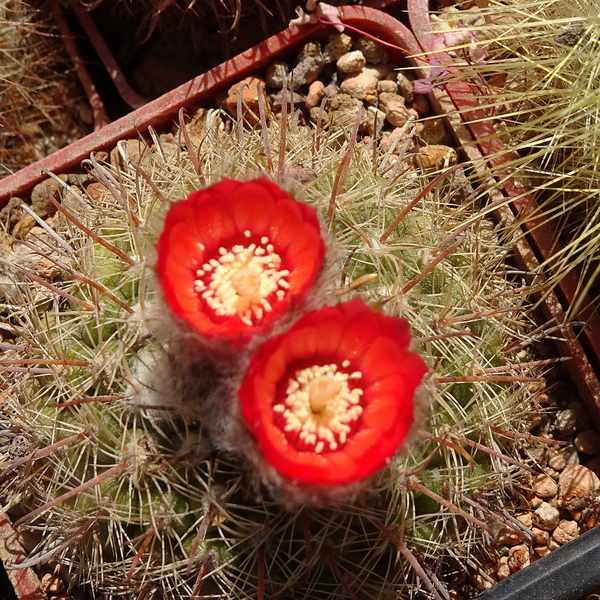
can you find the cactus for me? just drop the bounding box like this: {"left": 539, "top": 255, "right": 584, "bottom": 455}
{"left": 0, "top": 97, "right": 548, "bottom": 599}
{"left": 432, "top": 0, "right": 600, "bottom": 315}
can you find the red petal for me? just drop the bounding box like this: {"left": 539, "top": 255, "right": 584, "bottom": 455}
{"left": 231, "top": 180, "right": 276, "bottom": 235}
{"left": 268, "top": 199, "right": 305, "bottom": 246}
{"left": 161, "top": 259, "right": 197, "bottom": 313}
{"left": 282, "top": 326, "right": 318, "bottom": 362}
{"left": 387, "top": 317, "right": 412, "bottom": 351}
{"left": 314, "top": 309, "right": 346, "bottom": 358}
{"left": 163, "top": 222, "right": 206, "bottom": 270}
{"left": 193, "top": 196, "right": 236, "bottom": 252}
{"left": 361, "top": 393, "right": 400, "bottom": 432}
{"left": 314, "top": 451, "right": 359, "bottom": 485}
{"left": 360, "top": 336, "right": 406, "bottom": 383}
{"left": 285, "top": 225, "right": 325, "bottom": 280}
{"left": 343, "top": 428, "right": 385, "bottom": 461}
{"left": 338, "top": 309, "right": 381, "bottom": 363}
{"left": 263, "top": 346, "right": 288, "bottom": 388}
{"left": 340, "top": 297, "right": 371, "bottom": 321}
{"left": 297, "top": 200, "right": 323, "bottom": 230}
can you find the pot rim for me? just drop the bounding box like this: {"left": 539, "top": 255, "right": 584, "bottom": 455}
{"left": 0, "top": 5, "right": 420, "bottom": 205}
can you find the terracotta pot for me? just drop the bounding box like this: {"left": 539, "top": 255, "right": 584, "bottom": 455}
{"left": 405, "top": 0, "right": 600, "bottom": 425}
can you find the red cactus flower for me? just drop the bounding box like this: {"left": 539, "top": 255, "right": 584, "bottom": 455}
{"left": 155, "top": 178, "right": 325, "bottom": 344}
{"left": 239, "top": 298, "right": 428, "bottom": 486}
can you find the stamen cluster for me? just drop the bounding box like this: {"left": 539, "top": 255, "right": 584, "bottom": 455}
{"left": 274, "top": 362, "right": 363, "bottom": 454}
{"left": 194, "top": 234, "right": 290, "bottom": 326}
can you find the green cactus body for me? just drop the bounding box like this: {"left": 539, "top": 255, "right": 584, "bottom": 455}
{"left": 0, "top": 107, "right": 544, "bottom": 599}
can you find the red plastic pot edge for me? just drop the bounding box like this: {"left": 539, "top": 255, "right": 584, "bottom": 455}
{"left": 0, "top": 6, "right": 421, "bottom": 206}
{"left": 405, "top": 0, "right": 600, "bottom": 425}
{"left": 0, "top": 512, "right": 46, "bottom": 600}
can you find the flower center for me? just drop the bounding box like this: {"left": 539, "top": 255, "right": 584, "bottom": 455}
{"left": 194, "top": 232, "right": 290, "bottom": 326}
{"left": 273, "top": 361, "right": 364, "bottom": 454}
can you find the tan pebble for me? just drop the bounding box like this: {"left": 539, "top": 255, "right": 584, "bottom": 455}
{"left": 86, "top": 182, "right": 111, "bottom": 204}
{"left": 379, "top": 127, "right": 411, "bottom": 154}
{"left": 265, "top": 62, "right": 289, "bottom": 89}
{"left": 547, "top": 448, "right": 566, "bottom": 471}
{"left": 534, "top": 545, "right": 552, "bottom": 558}
{"left": 309, "top": 106, "right": 326, "bottom": 123}
{"left": 12, "top": 216, "right": 36, "bottom": 239}
{"left": 508, "top": 544, "right": 530, "bottom": 573}
{"left": 268, "top": 90, "right": 304, "bottom": 111}
{"left": 353, "top": 36, "right": 388, "bottom": 64}
{"left": 362, "top": 63, "right": 392, "bottom": 79}
{"left": 574, "top": 429, "right": 600, "bottom": 455}
{"left": 530, "top": 495, "right": 543, "bottom": 509}
{"left": 470, "top": 573, "right": 494, "bottom": 591}
{"left": 411, "top": 93, "right": 430, "bottom": 114}
{"left": 328, "top": 94, "right": 366, "bottom": 131}
{"left": 41, "top": 572, "right": 65, "bottom": 594}
{"left": 340, "top": 72, "right": 378, "bottom": 103}
{"left": 225, "top": 76, "right": 270, "bottom": 125}
{"left": 515, "top": 512, "right": 533, "bottom": 529}
{"left": 284, "top": 164, "right": 318, "bottom": 185}
{"left": 415, "top": 145, "right": 458, "bottom": 171}
{"left": 95, "top": 150, "right": 109, "bottom": 163}
{"left": 537, "top": 393, "right": 550, "bottom": 406}
{"left": 336, "top": 50, "right": 366, "bottom": 73}
{"left": 552, "top": 519, "right": 579, "bottom": 545}
{"left": 183, "top": 107, "right": 207, "bottom": 146}
{"left": 570, "top": 508, "right": 584, "bottom": 521}
{"left": 35, "top": 257, "right": 62, "bottom": 279}
{"left": 408, "top": 108, "right": 420, "bottom": 119}
{"left": 323, "top": 83, "right": 339, "bottom": 99}
{"left": 418, "top": 117, "right": 446, "bottom": 145}
{"left": 490, "top": 522, "right": 523, "bottom": 547}
{"left": 323, "top": 32, "right": 353, "bottom": 62}
{"left": 579, "top": 507, "right": 600, "bottom": 532}
{"left": 531, "top": 527, "right": 550, "bottom": 545}
{"left": 533, "top": 473, "right": 558, "bottom": 498}
{"left": 558, "top": 464, "right": 600, "bottom": 510}
{"left": 365, "top": 107, "right": 386, "bottom": 136}
{"left": 305, "top": 80, "right": 325, "bottom": 110}
{"left": 497, "top": 557, "right": 511, "bottom": 581}
{"left": 386, "top": 100, "right": 411, "bottom": 127}
{"left": 533, "top": 501, "right": 560, "bottom": 530}
{"left": 378, "top": 79, "right": 398, "bottom": 94}
{"left": 396, "top": 72, "right": 414, "bottom": 103}
{"left": 378, "top": 91, "right": 405, "bottom": 111}
{"left": 0, "top": 197, "right": 27, "bottom": 234}
{"left": 110, "top": 138, "right": 148, "bottom": 169}
{"left": 545, "top": 467, "right": 560, "bottom": 480}
{"left": 555, "top": 408, "right": 578, "bottom": 436}
{"left": 31, "top": 175, "right": 67, "bottom": 218}
{"left": 547, "top": 537, "right": 561, "bottom": 551}
{"left": 561, "top": 445, "right": 580, "bottom": 467}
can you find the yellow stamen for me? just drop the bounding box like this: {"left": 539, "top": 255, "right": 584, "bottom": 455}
{"left": 194, "top": 236, "right": 289, "bottom": 326}
{"left": 274, "top": 363, "right": 364, "bottom": 453}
